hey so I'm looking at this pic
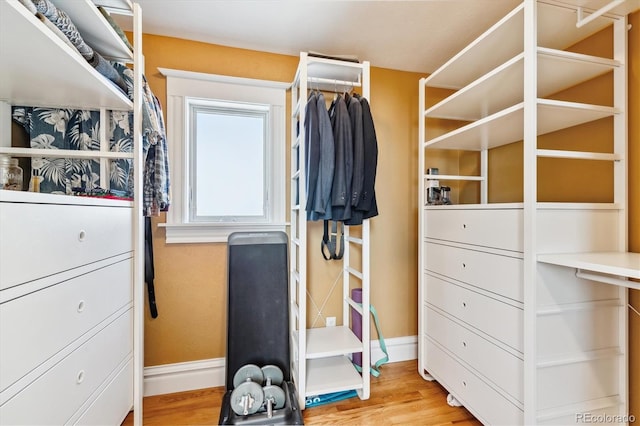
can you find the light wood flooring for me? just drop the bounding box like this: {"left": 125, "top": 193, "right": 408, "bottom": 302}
{"left": 122, "top": 360, "right": 481, "bottom": 425}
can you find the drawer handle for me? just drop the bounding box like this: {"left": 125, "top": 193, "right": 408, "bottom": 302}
{"left": 462, "top": 263, "right": 466, "bottom": 268}
{"left": 462, "top": 224, "right": 467, "bottom": 229}
{"left": 78, "top": 230, "right": 87, "bottom": 242}
{"left": 462, "top": 381, "right": 467, "bottom": 387}
{"left": 76, "top": 370, "right": 85, "bottom": 384}
{"left": 462, "top": 302, "right": 467, "bottom": 308}
{"left": 77, "top": 300, "right": 85, "bottom": 313}
{"left": 462, "top": 341, "right": 467, "bottom": 348}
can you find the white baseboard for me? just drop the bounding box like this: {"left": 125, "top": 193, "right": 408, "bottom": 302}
{"left": 143, "top": 357, "right": 226, "bottom": 397}
{"left": 143, "top": 335, "right": 418, "bottom": 397}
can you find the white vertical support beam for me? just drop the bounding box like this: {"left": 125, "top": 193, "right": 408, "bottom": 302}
{"left": 0, "top": 101, "right": 11, "bottom": 148}
{"left": 417, "top": 78, "right": 425, "bottom": 377}
{"left": 288, "top": 61, "right": 299, "bottom": 410}
{"left": 522, "top": 0, "right": 538, "bottom": 423}
{"left": 480, "top": 148, "right": 488, "bottom": 204}
{"left": 99, "top": 108, "right": 109, "bottom": 189}
{"left": 361, "top": 60, "right": 371, "bottom": 401}
{"left": 612, "top": 13, "right": 629, "bottom": 418}
{"left": 132, "top": 3, "right": 144, "bottom": 425}
{"left": 613, "top": 15, "right": 628, "bottom": 252}
{"left": 360, "top": 218, "right": 371, "bottom": 400}
{"left": 296, "top": 51, "right": 308, "bottom": 410}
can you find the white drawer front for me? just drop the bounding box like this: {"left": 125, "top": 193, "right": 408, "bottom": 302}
{"left": 73, "top": 358, "right": 133, "bottom": 426}
{"left": 424, "top": 338, "right": 523, "bottom": 425}
{"left": 0, "top": 202, "right": 132, "bottom": 289}
{"left": 0, "top": 310, "right": 132, "bottom": 425}
{"left": 424, "top": 241, "right": 523, "bottom": 302}
{"left": 426, "top": 273, "right": 523, "bottom": 352}
{"left": 424, "top": 208, "right": 522, "bottom": 252}
{"left": 0, "top": 259, "right": 132, "bottom": 392}
{"left": 425, "top": 306, "right": 523, "bottom": 403}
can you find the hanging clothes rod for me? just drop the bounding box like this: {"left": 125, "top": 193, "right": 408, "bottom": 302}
{"left": 576, "top": 0, "right": 625, "bottom": 28}
{"left": 307, "top": 76, "right": 362, "bottom": 88}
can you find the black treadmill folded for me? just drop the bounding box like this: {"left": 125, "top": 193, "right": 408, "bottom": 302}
{"left": 218, "top": 232, "right": 304, "bottom": 425}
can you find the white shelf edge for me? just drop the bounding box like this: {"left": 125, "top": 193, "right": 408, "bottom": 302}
{"left": 306, "top": 326, "right": 362, "bottom": 359}
{"left": 537, "top": 347, "right": 622, "bottom": 369}
{"left": 53, "top": 0, "right": 133, "bottom": 61}
{"left": 0, "top": 147, "right": 133, "bottom": 160}
{"left": 0, "top": 189, "right": 132, "bottom": 205}
{"left": 536, "top": 298, "right": 623, "bottom": 316}
{"left": 536, "top": 149, "right": 622, "bottom": 161}
{"left": 422, "top": 174, "right": 485, "bottom": 181}
{"left": 305, "top": 356, "right": 363, "bottom": 396}
{"left": 424, "top": 3, "right": 525, "bottom": 88}
{"left": 425, "top": 47, "right": 617, "bottom": 122}
{"left": 537, "top": 252, "right": 640, "bottom": 279}
{"left": 536, "top": 395, "right": 622, "bottom": 422}
{"left": 425, "top": 99, "right": 616, "bottom": 151}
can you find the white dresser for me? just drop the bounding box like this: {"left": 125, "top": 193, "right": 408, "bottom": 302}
{"left": 422, "top": 204, "right": 524, "bottom": 425}
{"left": 0, "top": 190, "right": 134, "bottom": 425}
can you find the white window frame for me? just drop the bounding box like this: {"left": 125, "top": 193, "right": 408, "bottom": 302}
{"left": 159, "top": 68, "right": 289, "bottom": 243}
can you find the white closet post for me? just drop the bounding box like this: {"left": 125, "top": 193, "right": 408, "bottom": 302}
{"left": 132, "top": 3, "right": 144, "bottom": 425}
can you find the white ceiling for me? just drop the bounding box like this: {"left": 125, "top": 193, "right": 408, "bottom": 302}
{"left": 130, "top": 0, "right": 638, "bottom": 74}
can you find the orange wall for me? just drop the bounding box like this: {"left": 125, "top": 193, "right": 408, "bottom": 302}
{"left": 141, "top": 34, "right": 422, "bottom": 366}
{"left": 141, "top": 10, "right": 639, "bottom": 412}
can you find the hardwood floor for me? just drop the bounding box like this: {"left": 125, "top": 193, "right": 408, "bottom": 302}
{"left": 122, "top": 360, "right": 481, "bottom": 425}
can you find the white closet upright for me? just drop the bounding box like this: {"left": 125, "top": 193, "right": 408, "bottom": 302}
{"left": 289, "top": 52, "right": 371, "bottom": 409}
{"left": 0, "top": 0, "right": 144, "bottom": 424}
{"left": 418, "top": 0, "right": 636, "bottom": 424}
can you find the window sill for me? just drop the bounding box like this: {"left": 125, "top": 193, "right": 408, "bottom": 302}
{"left": 158, "top": 222, "right": 288, "bottom": 244}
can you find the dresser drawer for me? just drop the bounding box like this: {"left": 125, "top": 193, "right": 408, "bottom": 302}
{"left": 424, "top": 337, "right": 523, "bottom": 425}
{"left": 425, "top": 273, "right": 523, "bottom": 352}
{"left": 424, "top": 207, "right": 522, "bottom": 252}
{"left": 73, "top": 358, "right": 133, "bottom": 425}
{"left": 424, "top": 241, "right": 523, "bottom": 302}
{"left": 0, "top": 309, "right": 132, "bottom": 425}
{"left": 0, "top": 258, "right": 132, "bottom": 392}
{"left": 425, "top": 306, "right": 523, "bottom": 403}
{"left": 0, "top": 202, "right": 132, "bottom": 289}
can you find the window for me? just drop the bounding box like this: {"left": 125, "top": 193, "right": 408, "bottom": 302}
{"left": 160, "top": 69, "right": 288, "bottom": 243}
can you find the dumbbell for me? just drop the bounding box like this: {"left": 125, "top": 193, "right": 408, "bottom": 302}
{"left": 231, "top": 364, "right": 264, "bottom": 416}
{"left": 261, "top": 365, "right": 285, "bottom": 418}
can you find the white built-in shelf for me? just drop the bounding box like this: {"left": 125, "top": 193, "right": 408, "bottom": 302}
{"left": 424, "top": 174, "right": 485, "bottom": 182}
{"left": 301, "top": 57, "right": 364, "bottom": 92}
{"left": 538, "top": 252, "right": 640, "bottom": 280}
{"left": 54, "top": 0, "right": 133, "bottom": 61}
{"left": 305, "top": 356, "right": 364, "bottom": 396}
{"left": 426, "top": 1, "right": 618, "bottom": 90}
{"left": 425, "top": 49, "right": 617, "bottom": 121}
{"left": 425, "top": 99, "right": 616, "bottom": 151}
{"left": 0, "top": 188, "right": 132, "bottom": 206}
{"left": 0, "top": 0, "right": 132, "bottom": 111}
{"left": 306, "top": 326, "right": 363, "bottom": 359}
{"left": 0, "top": 147, "right": 134, "bottom": 160}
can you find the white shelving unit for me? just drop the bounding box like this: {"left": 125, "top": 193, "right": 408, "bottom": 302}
{"left": 0, "top": 0, "right": 144, "bottom": 424}
{"left": 289, "top": 52, "right": 371, "bottom": 409}
{"left": 418, "top": 0, "right": 636, "bottom": 424}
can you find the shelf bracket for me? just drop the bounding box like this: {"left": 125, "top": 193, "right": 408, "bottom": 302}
{"left": 576, "top": 0, "right": 625, "bottom": 28}
{"left": 576, "top": 269, "right": 640, "bottom": 290}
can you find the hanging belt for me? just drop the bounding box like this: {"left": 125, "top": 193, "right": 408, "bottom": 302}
{"left": 145, "top": 216, "right": 158, "bottom": 318}
{"left": 321, "top": 220, "right": 344, "bottom": 260}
